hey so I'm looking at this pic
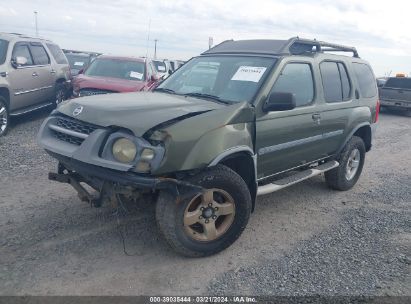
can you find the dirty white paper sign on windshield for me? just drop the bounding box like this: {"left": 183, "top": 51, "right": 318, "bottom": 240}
{"left": 231, "top": 66, "right": 267, "bottom": 82}
{"left": 158, "top": 66, "right": 166, "bottom": 71}
{"left": 130, "top": 71, "right": 143, "bottom": 79}
{"left": 74, "top": 62, "right": 84, "bottom": 66}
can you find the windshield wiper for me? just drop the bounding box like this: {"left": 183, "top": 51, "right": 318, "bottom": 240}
{"left": 154, "top": 87, "right": 176, "bottom": 94}
{"left": 183, "top": 92, "right": 230, "bottom": 104}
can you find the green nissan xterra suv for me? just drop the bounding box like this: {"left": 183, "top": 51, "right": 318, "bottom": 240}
{"left": 38, "top": 38, "right": 379, "bottom": 257}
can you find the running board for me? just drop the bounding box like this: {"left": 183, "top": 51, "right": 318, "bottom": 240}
{"left": 9, "top": 102, "right": 53, "bottom": 116}
{"left": 257, "top": 160, "right": 339, "bottom": 196}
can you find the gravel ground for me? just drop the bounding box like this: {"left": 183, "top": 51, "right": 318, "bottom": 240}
{"left": 0, "top": 108, "right": 410, "bottom": 296}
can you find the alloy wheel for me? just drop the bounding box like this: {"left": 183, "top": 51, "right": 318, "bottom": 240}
{"left": 0, "top": 105, "right": 8, "bottom": 134}
{"left": 183, "top": 188, "right": 235, "bottom": 242}
{"left": 345, "top": 148, "right": 360, "bottom": 180}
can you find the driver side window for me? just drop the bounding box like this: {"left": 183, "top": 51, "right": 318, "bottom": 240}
{"left": 12, "top": 43, "right": 34, "bottom": 66}
{"left": 270, "top": 62, "right": 314, "bottom": 107}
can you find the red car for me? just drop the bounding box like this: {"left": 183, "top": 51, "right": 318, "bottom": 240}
{"left": 72, "top": 55, "right": 162, "bottom": 97}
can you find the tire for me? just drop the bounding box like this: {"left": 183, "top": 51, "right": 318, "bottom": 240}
{"left": 325, "top": 136, "right": 366, "bottom": 191}
{"left": 156, "top": 165, "right": 252, "bottom": 257}
{"left": 54, "top": 82, "right": 66, "bottom": 107}
{"left": 0, "top": 96, "right": 9, "bottom": 137}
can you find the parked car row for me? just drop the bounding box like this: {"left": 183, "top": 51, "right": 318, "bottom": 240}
{"left": 0, "top": 32, "right": 186, "bottom": 136}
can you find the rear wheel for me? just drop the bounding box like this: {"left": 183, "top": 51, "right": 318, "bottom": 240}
{"left": 156, "top": 165, "right": 251, "bottom": 257}
{"left": 54, "top": 82, "right": 66, "bottom": 107}
{"left": 0, "top": 96, "right": 9, "bottom": 136}
{"left": 325, "top": 136, "right": 366, "bottom": 191}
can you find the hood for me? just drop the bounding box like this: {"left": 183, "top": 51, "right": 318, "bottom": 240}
{"left": 73, "top": 74, "right": 146, "bottom": 92}
{"left": 57, "top": 92, "right": 226, "bottom": 136}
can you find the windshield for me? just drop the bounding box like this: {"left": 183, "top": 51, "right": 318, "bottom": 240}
{"left": 153, "top": 60, "right": 167, "bottom": 73}
{"left": 0, "top": 39, "right": 9, "bottom": 65}
{"left": 157, "top": 56, "right": 276, "bottom": 103}
{"left": 66, "top": 54, "right": 90, "bottom": 70}
{"left": 85, "top": 58, "right": 146, "bottom": 81}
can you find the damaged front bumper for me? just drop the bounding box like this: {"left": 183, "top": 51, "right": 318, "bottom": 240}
{"left": 49, "top": 152, "right": 202, "bottom": 206}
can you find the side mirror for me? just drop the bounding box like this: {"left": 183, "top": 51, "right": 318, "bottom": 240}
{"left": 151, "top": 74, "right": 160, "bottom": 81}
{"left": 78, "top": 69, "right": 84, "bottom": 74}
{"left": 263, "top": 92, "right": 296, "bottom": 112}
{"left": 12, "top": 56, "right": 28, "bottom": 68}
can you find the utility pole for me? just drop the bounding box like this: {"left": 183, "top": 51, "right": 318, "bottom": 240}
{"left": 34, "top": 11, "right": 38, "bottom": 37}
{"left": 154, "top": 39, "right": 158, "bottom": 59}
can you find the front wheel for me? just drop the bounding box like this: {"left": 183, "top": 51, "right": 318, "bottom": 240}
{"left": 325, "top": 136, "right": 366, "bottom": 191}
{"left": 156, "top": 165, "right": 252, "bottom": 257}
{"left": 0, "top": 97, "right": 9, "bottom": 136}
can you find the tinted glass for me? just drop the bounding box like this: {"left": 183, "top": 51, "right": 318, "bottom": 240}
{"left": 320, "top": 61, "right": 342, "bottom": 102}
{"left": 153, "top": 60, "right": 167, "bottom": 73}
{"left": 158, "top": 56, "right": 276, "bottom": 103}
{"left": 338, "top": 63, "right": 351, "bottom": 100}
{"left": 271, "top": 63, "right": 314, "bottom": 107}
{"left": 12, "top": 44, "right": 33, "bottom": 65}
{"left": 30, "top": 45, "right": 50, "bottom": 65}
{"left": 0, "top": 39, "right": 8, "bottom": 65}
{"left": 46, "top": 43, "right": 68, "bottom": 64}
{"left": 353, "top": 63, "right": 377, "bottom": 98}
{"left": 384, "top": 77, "right": 411, "bottom": 89}
{"left": 66, "top": 54, "right": 90, "bottom": 69}
{"left": 85, "top": 58, "right": 146, "bottom": 81}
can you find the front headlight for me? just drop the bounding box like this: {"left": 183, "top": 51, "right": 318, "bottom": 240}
{"left": 112, "top": 138, "right": 137, "bottom": 163}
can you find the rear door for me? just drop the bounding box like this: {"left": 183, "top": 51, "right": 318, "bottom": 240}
{"left": 314, "top": 60, "right": 355, "bottom": 155}
{"left": 29, "top": 42, "right": 54, "bottom": 101}
{"left": 255, "top": 60, "right": 327, "bottom": 179}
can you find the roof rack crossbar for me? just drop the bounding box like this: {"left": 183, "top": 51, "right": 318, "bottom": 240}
{"left": 287, "top": 38, "right": 359, "bottom": 58}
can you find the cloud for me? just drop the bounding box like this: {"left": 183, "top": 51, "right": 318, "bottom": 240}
{"left": 0, "top": 0, "right": 409, "bottom": 75}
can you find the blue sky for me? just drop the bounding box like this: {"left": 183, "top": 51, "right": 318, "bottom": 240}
{"left": 1, "top": 0, "right": 410, "bottom": 76}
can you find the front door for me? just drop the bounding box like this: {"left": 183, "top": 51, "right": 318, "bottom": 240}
{"left": 256, "top": 61, "right": 326, "bottom": 180}
{"left": 7, "top": 42, "right": 42, "bottom": 110}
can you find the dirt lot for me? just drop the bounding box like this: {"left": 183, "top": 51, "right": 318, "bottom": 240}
{"left": 0, "top": 109, "right": 410, "bottom": 296}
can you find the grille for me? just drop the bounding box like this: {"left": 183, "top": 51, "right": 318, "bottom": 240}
{"left": 79, "top": 88, "right": 116, "bottom": 96}
{"left": 53, "top": 131, "right": 84, "bottom": 145}
{"left": 51, "top": 116, "right": 98, "bottom": 146}
{"left": 55, "top": 117, "right": 96, "bottom": 135}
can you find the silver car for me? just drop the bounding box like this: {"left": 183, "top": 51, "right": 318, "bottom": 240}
{"left": 0, "top": 33, "right": 71, "bottom": 136}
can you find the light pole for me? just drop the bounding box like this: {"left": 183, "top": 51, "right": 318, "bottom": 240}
{"left": 154, "top": 39, "right": 158, "bottom": 59}
{"left": 34, "top": 11, "right": 38, "bottom": 37}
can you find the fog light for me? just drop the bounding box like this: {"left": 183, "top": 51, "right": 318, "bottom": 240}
{"left": 135, "top": 161, "right": 151, "bottom": 173}
{"left": 112, "top": 138, "right": 137, "bottom": 163}
{"left": 141, "top": 148, "right": 155, "bottom": 161}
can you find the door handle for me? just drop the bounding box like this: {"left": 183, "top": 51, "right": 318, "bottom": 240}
{"left": 312, "top": 113, "right": 321, "bottom": 125}
{"left": 32, "top": 72, "right": 38, "bottom": 77}
{"left": 50, "top": 69, "right": 56, "bottom": 74}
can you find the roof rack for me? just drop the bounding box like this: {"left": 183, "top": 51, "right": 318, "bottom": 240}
{"left": 289, "top": 37, "right": 359, "bottom": 58}
{"left": 202, "top": 37, "right": 359, "bottom": 58}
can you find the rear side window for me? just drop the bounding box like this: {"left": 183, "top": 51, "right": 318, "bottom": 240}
{"left": 384, "top": 78, "right": 411, "bottom": 89}
{"left": 46, "top": 43, "right": 68, "bottom": 64}
{"left": 271, "top": 62, "right": 314, "bottom": 107}
{"left": 0, "top": 39, "right": 9, "bottom": 65}
{"left": 353, "top": 63, "right": 377, "bottom": 98}
{"left": 320, "top": 61, "right": 351, "bottom": 102}
{"left": 12, "top": 44, "right": 34, "bottom": 66}
{"left": 30, "top": 44, "right": 50, "bottom": 65}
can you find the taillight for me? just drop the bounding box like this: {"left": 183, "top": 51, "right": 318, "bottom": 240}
{"left": 374, "top": 99, "right": 380, "bottom": 122}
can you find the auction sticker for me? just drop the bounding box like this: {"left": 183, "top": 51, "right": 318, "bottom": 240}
{"left": 231, "top": 66, "right": 267, "bottom": 82}
{"left": 130, "top": 71, "right": 143, "bottom": 79}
